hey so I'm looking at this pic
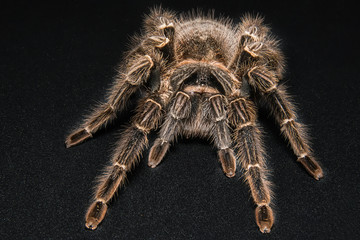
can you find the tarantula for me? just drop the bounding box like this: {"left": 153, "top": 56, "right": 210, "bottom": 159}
{"left": 65, "top": 8, "right": 323, "bottom": 233}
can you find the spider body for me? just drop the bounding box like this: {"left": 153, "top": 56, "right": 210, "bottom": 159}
{"left": 66, "top": 8, "right": 323, "bottom": 233}
{"left": 175, "top": 20, "right": 236, "bottom": 63}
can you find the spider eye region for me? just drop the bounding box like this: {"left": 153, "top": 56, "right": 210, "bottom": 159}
{"left": 182, "top": 70, "right": 225, "bottom": 95}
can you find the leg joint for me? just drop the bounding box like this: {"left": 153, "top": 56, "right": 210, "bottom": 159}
{"left": 84, "top": 127, "right": 92, "bottom": 136}
{"left": 125, "top": 55, "right": 154, "bottom": 85}
{"left": 247, "top": 163, "right": 261, "bottom": 170}
{"left": 281, "top": 118, "right": 295, "bottom": 127}
{"left": 145, "top": 98, "right": 162, "bottom": 110}
{"left": 96, "top": 198, "right": 106, "bottom": 204}
{"left": 236, "top": 121, "right": 255, "bottom": 130}
{"left": 147, "top": 36, "right": 169, "bottom": 48}
{"left": 114, "top": 162, "right": 127, "bottom": 172}
{"left": 209, "top": 94, "right": 227, "bottom": 121}
{"left": 134, "top": 123, "right": 151, "bottom": 133}
{"left": 247, "top": 67, "right": 278, "bottom": 93}
{"left": 170, "top": 91, "right": 191, "bottom": 119}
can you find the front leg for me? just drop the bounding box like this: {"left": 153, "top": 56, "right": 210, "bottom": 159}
{"left": 148, "top": 91, "right": 191, "bottom": 168}
{"left": 247, "top": 67, "right": 323, "bottom": 180}
{"left": 208, "top": 94, "right": 237, "bottom": 178}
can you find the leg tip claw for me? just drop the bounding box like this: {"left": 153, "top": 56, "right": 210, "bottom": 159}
{"left": 255, "top": 205, "right": 274, "bottom": 234}
{"left": 65, "top": 128, "right": 92, "bottom": 148}
{"left": 218, "top": 148, "right": 236, "bottom": 178}
{"left": 148, "top": 161, "right": 159, "bottom": 168}
{"left": 314, "top": 170, "right": 324, "bottom": 180}
{"left": 259, "top": 223, "right": 272, "bottom": 234}
{"left": 85, "top": 218, "right": 99, "bottom": 230}
{"left": 85, "top": 201, "right": 107, "bottom": 231}
{"left": 225, "top": 171, "right": 236, "bottom": 178}
{"left": 65, "top": 140, "right": 73, "bottom": 149}
{"left": 148, "top": 140, "right": 170, "bottom": 168}
{"left": 297, "top": 156, "right": 324, "bottom": 180}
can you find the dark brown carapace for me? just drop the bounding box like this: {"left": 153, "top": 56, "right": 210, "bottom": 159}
{"left": 65, "top": 8, "right": 323, "bottom": 233}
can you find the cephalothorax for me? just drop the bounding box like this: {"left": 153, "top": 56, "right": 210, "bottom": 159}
{"left": 66, "top": 8, "right": 323, "bottom": 233}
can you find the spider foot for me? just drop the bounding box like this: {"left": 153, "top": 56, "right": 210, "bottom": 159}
{"left": 148, "top": 140, "right": 170, "bottom": 168}
{"left": 255, "top": 205, "right": 274, "bottom": 233}
{"left": 85, "top": 201, "right": 108, "bottom": 230}
{"left": 297, "top": 156, "right": 323, "bottom": 180}
{"left": 65, "top": 128, "right": 92, "bottom": 148}
{"left": 218, "top": 148, "right": 236, "bottom": 178}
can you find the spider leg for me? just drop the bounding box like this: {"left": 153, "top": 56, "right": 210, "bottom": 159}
{"left": 85, "top": 97, "right": 163, "bottom": 230}
{"left": 157, "top": 17, "right": 175, "bottom": 61}
{"left": 247, "top": 67, "right": 323, "bottom": 180}
{"left": 65, "top": 54, "right": 155, "bottom": 148}
{"left": 144, "top": 8, "right": 176, "bottom": 61}
{"left": 208, "top": 94, "right": 236, "bottom": 177}
{"left": 229, "top": 97, "right": 274, "bottom": 233}
{"left": 148, "top": 91, "right": 191, "bottom": 168}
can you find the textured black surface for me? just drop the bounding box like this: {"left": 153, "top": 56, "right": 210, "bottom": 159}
{"left": 1, "top": 1, "right": 359, "bottom": 239}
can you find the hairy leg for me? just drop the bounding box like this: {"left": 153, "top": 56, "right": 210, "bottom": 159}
{"left": 65, "top": 24, "right": 173, "bottom": 148}
{"left": 208, "top": 94, "right": 236, "bottom": 177}
{"left": 229, "top": 97, "right": 274, "bottom": 233}
{"left": 65, "top": 54, "right": 155, "bottom": 148}
{"left": 247, "top": 67, "right": 323, "bottom": 179}
{"left": 148, "top": 91, "right": 191, "bottom": 168}
{"left": 85, "top": 97, "right": 162, "bottom": 230}
{"left": 231, "top": 15, "right": 322, "bottom": 180}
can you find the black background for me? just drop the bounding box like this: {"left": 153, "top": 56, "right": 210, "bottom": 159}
{"left": 1, "top": 0, "right": 359, "bottom": 239}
